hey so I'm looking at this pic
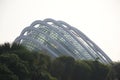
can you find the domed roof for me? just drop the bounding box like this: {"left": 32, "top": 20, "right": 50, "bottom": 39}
{"left": 14, "top": 18, "right": 112, "bottom": 63}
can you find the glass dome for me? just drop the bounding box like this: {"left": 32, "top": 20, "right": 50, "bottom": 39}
{"left": 14, "top": 18, "right": 112, "bottom": 63}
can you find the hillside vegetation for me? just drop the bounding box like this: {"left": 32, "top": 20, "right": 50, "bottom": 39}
{"left": 0, "top": 43, "right": 119, "bottom": 80}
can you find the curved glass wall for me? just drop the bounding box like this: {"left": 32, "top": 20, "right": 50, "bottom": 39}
{"left": 14, "top": 18, "right": 112, "bottom": 63}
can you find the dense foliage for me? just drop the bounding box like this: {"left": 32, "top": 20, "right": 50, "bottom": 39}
{"left": 112, "top": 62, "right": 120, "bottom": 80}
{"left": 0, "top": 43, "right": 119, "bottom": 80}
{"left": 0, "top": 43, "right": 56, "bottom": 80}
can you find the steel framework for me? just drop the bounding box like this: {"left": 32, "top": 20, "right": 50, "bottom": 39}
{"left": 14, "top": 18, "right": 112, "bottom": 63}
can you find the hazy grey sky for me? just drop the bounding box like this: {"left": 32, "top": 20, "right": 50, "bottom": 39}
{"left": 0, "top": 0, "right": 120, "bottom": 61}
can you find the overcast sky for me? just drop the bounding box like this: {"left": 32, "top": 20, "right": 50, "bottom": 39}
{"left": 0, "top": 0, "right": 120, "bottom": 61}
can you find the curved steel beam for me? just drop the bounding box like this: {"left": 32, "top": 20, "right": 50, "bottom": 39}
{"left": 57, "top": 20, "right": 112, "bottom": 63}
{"left": 15, "top": 36, "right": 58, "bottom": 57}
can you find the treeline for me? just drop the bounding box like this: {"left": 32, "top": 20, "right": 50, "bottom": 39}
{"left": 0, "top": 43, "right": 120, "bottom": 80}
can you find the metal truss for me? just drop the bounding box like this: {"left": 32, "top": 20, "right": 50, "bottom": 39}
{"left": 14, "top": 18, "right": 112, "bottom": 63}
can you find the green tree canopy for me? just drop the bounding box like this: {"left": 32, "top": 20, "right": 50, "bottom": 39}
{"left": 0, "top": 42, "right": 113, "bottom": 80}
{"left": 112, "top": 62, "right": 120, "bottom": 80}
{"left": 0, "top": 43, "right": 56, "bottom": 80}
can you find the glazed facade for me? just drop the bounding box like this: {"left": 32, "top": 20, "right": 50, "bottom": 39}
{"left": 14, "top": 18, "right": 112, "bottom": 63}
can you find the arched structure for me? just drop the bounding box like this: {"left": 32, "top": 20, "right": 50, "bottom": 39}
{"left": 14, "top": 18, "right": 112, "bottom": 63}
